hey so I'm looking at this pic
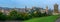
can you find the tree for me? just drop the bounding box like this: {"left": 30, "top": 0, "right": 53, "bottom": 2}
{"left": 8, "top": 10, "right": 18, "bottom": 20}
{"left": 0, "top": 12, "right": 7, "bottom": 20}
{"left": 8, "top": 10, "right": 25, "bottom": 20}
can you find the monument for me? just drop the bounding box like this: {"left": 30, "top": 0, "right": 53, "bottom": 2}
{"left": 53, "top": 3, "right": 59, "bottom": 15}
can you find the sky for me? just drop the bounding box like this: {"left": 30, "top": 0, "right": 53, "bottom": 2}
{"left": 0, "top": 0, "right": 60, "bottom": 9}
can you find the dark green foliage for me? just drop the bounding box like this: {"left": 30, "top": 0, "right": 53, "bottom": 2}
{"left": 8, "top": 10, "right": 17, "bottom": 20}
{"left": 41, "top": 12, "right": 47, "bottom": 16}
{"left": 0, "top": 12, "right": 7, "bottom": 20}
{"left": 7, "top": 10, "right": 22, "bottom": 20}
{"left": 0, "top": 9, "right": 51, "bottom": 20}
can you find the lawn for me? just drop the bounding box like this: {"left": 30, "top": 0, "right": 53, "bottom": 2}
{"left": 24, "top": 16, "right": 58, "bottom": 22}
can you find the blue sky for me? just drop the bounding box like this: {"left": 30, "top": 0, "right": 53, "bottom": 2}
{"left": 0, "top": 0, "right": 60, "bottom": 9}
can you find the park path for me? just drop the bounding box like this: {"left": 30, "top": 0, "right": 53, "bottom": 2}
{"left": 0, "top": 20, "right": 23, "bottom": 22}
{"left": 55, "top": 18, "right": 60, "bottom": 22}
{"left": 55, "top": 15, "right": 60, "bottom": 22}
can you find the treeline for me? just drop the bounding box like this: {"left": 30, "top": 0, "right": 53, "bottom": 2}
{"left": 0, "top": 10, "right": 51, "bottom": 21}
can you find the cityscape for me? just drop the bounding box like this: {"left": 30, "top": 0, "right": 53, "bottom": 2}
{"left": 0, "top": 0, "right": 60, "bottom": 22}
{"left": 0, "top": 3, "right": 59, "bottom": 15}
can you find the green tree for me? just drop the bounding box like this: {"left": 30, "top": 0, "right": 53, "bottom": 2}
{"left": 8, "top": 10, "right": 18, "bottom": 20}
{"left": 8, "top": 10, "right": 25, "bottom": 20}
{"left": 0, "top": 12, "right": 6, "bottom": 20}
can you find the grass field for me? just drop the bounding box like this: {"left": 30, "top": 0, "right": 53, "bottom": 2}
{"left": 24, "top": 16, "right": 58, "bottom": 22}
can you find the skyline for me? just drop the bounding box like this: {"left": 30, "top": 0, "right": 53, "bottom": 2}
{"left": 0, "top": 0, "right": 60, "bottom": 9}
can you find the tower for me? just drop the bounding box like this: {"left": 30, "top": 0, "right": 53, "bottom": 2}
{"left": 53, "top": 3, "right": 59, "bottom": 15}
{"left": 46, "top": 6, "right": 48, "bottom": 13}
{"left": 14, "top": 7, "right": 16, "bottom": 10}
{"left": 25, "top": 6, "right": 27, "bottom": 12}
{"left": 54, "top": 3, "right": 59, "bottom": 13}
{"left": 46, "top": 6, "right": 48, "bottom": 14}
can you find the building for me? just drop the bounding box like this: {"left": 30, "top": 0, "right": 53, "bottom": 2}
{"left": 31, "top": 7, "right": 46, "bottom": 13}
{"left": 40, "top": 9, "right": 46, "bottom": 13}
{"left": 53, "top": 3, "right": 59, "bottom": 15}
{"left": 54, "top": 4, "right": 59, "bottom": 13}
